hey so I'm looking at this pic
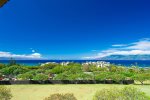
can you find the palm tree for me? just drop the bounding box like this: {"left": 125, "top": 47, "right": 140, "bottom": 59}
{"left": 0, "top": 0, "right": 9, "bottom": 8}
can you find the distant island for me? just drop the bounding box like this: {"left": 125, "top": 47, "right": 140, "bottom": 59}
{"left": 96, "top": 55, "right": 150, "bottom": 60}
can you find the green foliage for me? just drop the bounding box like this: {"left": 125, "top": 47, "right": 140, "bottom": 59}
{"left": 90, "top": 66, "right": 108, "bottom": 72}
{"left": 27, "top": 66, "right": 39, "bottom": 70}
{"left": 121, "top": 71, "right": 135, "bottom": 78}
{"left": 64, "top": 64, "right": 82, "bottom": 74}
{"left": 54, "top": 72, "right": 77, "bottom": 80}
{"left": 40, "top": 63, "right": 58, "bottom": 70}
{"left": 109, "top": 65, "right": 117, "bottom": 72}
{"left": 121, "top": 87, "right": 150, "bottom": 100}
{"left": 0, "top": 63, "right": 6, "bottom": 69}
{"left": 8, "top": 58, "right": 17, "bottom": 66}
{"left": 94, "top": 72, "right": 110, "bottom": 80}
{"left": 50, "top": 66, "right": 64, "bottom": 74}
{"left": 44, "top": 93, "right": 77, "bottom": 100}
{"left": 33, "top": 74, "right": 48, "bottom": 80}
{"left": 93, "top": 87, "right": 150, "bottom": 100}
{"left": 109, "top": 73, "right": 126, "bottom": 82}
{"left": 82, "top": 65, "right": 90, "bottom": 72}
{"left": 0, "top": 61, "right": 149, "bottom": 82}
{"left": 78, "top": 73, "right": 93, "bottom": 80}
{"left": 17, "top": 72, "right": 34, "bottom": 80}
{"left": 1, "top": 65, "right": 28, "bottom": 76}
{"left": 0, "top": 86, "right": 12, "bottom": 100}
{"left": 132, "top": 73, "right": 150, "bottom": 85}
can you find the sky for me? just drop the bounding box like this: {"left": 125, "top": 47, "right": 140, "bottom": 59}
{"left": 0, "top": 0, "right": 150, "bottom": 60}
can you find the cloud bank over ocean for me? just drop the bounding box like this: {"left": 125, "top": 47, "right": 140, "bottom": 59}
{"left": 83, "top": 38, "right": 150, "bottom": 59}
{"left": 0, "top": 52, "right": 42, "bottom": 60}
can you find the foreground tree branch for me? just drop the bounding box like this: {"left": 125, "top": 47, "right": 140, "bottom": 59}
{"left": 0, "top": 0, "right": 9, "bottom": 8}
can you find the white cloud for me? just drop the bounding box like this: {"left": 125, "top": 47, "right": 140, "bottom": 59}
{"left": 30, "top": 48, "right": 36, "bottom": 53}
{"left": 32, "top": 50, "right": 36, "bottom": 53}
{"left": 92, "top": 50, "right": 98, "bottom": 52}
{"left": 0, "top": 51, "right": 42, "bottom": 59}
{"left": 126, "top": 40, "right": 150, "bottom": 50}
{"left": 112, "top": 44, "right": 127, "bottom": 47}
{"left": 83, "top": 38, "right": 150, "bottom": 59}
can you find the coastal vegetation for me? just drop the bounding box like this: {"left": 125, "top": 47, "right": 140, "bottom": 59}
{"left": 0, "top": 60, "right": 150, "bottom": 99}
{"left": 0, "top": 60, "right": 150, "bottom": 85}
{"left": 93, "top": 87, "right": 150, "bottom": 100}
{"left": 0, "top": 86, "right": 12, "bottom": 100}
{"left": 5, "top": 85, "right": 150, "bottom": 100}
{"left": 44, "top": 93, "right": 77, "bottom": 100}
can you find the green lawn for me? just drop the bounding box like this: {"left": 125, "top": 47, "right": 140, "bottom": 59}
{"left": 6, "top": 84, "right": 150, "bottom": 100}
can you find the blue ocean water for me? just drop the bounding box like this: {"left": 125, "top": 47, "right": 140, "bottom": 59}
{"left": 0, "top": 60, "right": 150, "bottom": 67}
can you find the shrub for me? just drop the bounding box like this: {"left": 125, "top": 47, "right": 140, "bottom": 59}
{"left": 17, "top": 72, "right": 34, "bottom": 80}
{"left": 121, "top": 87, "right": 150, "bottom": 100}
{"left": 94, "top": 72, "right": 110, "bottom": 80}
{"left": 50, "top": 66, "right": 64, "bottom": 74}
{"left": 0, "top": 63, "right": 5, "bottom": 69}
{"left": 33, "top": 74, "right": 48, "bottom": 80}
{"left": 40, "top": 63, "right": 58, "bottom": 70}
{"left": 109, "top": 73, "right": 126, "bottom": 82}
{"left": 1, "top": 65, "right": 28, "bottom": 76}
{"left": 0, "top": 86, "right": 12, "bottom": 100}
{"left": 44, "top": 93, "right": 77, "bottom": 100}
{"left": 93, "top": 87, "right": 150, "bottom": 100}
{"left": 82, "top": 65, "right": 90, "bottom": 72}
{"left": 132, "top": 73, "right": 150, "bottom": 85}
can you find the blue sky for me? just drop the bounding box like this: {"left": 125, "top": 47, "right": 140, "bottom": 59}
{"left": 0, "top": 0, "right": 150, "bottom": 59}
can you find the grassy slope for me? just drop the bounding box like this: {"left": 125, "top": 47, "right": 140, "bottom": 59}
{"left": 6, "top": 84, "right": 150, "bottom": 100}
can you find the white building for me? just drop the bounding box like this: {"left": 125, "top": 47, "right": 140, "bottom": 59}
{"left": 82, "top": 61, "right": 110, "bottom": 68}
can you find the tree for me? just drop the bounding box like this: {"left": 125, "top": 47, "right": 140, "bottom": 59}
{"left": 17, "top": 72, "right": 34, "bottom": 80}
{"left": 1, "top": 65, "right": 28, "bottom": 76}
{"left": 33, "top": 74, "right": 48, "bottom": 80}
{"left": 0, "top": 0, "right": 9, "bottom": 8}
{"left": 82, "top": 65, "right": 90, "bottom": 72}
{"left": 44, "top": 93, "right": 77, "bottom": 100}
{"left": 0, "top": 86, "right": 12, "bottom": 100}
{"left": 94, "top": 72, "right": 110, "bottom": 80}
{"left": 109, "top": 73, "right": 126, "bottom": 83}
{"left": 0, "top": 63, "right": 5, "bottom": 69}
{"left": 40, "top": 63, "right": 58, "bottom": 70}
{"left": 8, "top": 58, "right": 17, "bottom": 66}
{"left": 132, "top": 73, "right": 150, "bottom": 85}
{"left": 93, "top": 87, "right": 150, "bottom": 100}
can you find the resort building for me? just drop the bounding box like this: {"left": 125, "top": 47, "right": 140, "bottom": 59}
{"left": 82, "top": 61, "right": 110, "bottom": 68}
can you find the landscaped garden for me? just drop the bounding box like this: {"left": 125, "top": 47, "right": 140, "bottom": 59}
{"left": 1, "top": 84, "right": 150, "bottom": 100}
{"left": 0, "top": 60, "right": 150, "bottom": 100}
{"left": 0, "top": 60, "right": 150, "bottom": 85}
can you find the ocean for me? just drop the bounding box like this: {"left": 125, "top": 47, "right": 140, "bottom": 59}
{"left": 0, "top": 60, "right": 150, "bottom": 67}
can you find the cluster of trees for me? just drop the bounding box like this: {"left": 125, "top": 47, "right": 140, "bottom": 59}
{"left": 0, "top": 61, "right": 150, "bottom": 84}
{"left": 93, "top": 87, "right": 150, "bottom": 100}
{"left": 0, "top": 86, "right": 149, "bottom": 100}
{"left": 44, "top": 87, "right": 150, "bottom": 100}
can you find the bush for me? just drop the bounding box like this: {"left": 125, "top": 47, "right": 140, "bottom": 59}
{"left": 44, "top": 93, "right": 77, "bottom": 100}
{"left": 93, "top": 87, "right": 150, "bottom": 100}
{"left": 40, "top": 63, "right": 58, "bottom": 70}
{"left": 109, "top": 73, "right": 126, "bottom": 82}
{"left": 33, "top": 74, "right": 48, "bottom": 80}
{"left": 132, "top": 73, "right": 150, "bottom": 85}
{"left": 1, "top": 65, "right": 28, "bottom": 76}
{"left": 0, "top": 63, "right": 5, "bottom": 69}
{"left": 94, "top": 72, "right": 110, "bottom": 80}
{"left": 0, "top": 86, "right": 12, "bottom": 100}
{"left": 17, "top": 72, "right": 34, "bottom": 80}
{"left": 121, "top": 87, "right": 150, "bottom": 100}
{"left": 50, "top": 66, "right": 64, "bottom": 74}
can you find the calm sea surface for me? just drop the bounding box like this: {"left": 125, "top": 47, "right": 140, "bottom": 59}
{"left": 0, "top": 60, "right": 150, "bottom": 67}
